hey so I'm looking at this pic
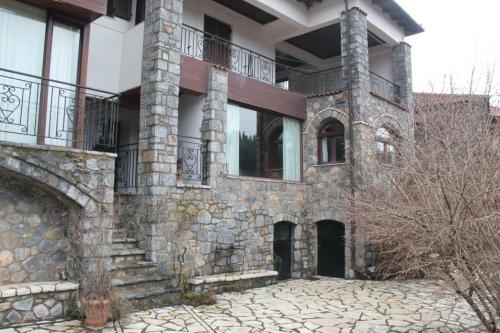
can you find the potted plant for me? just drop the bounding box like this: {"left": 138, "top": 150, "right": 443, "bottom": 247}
{"left": 79, "top": 257, "right": 112, "bottom": 327}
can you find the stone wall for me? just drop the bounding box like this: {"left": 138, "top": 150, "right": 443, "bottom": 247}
{"left": 0, "top": 142, "right": 115, "bottom": 324}
{"left": 0, "top": 175, "right": 69, "bottom": 284}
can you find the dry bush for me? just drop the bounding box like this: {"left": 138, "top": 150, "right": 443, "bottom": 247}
{"left": 65, "top": 210, "right": 129, "bottom": 321}
{"left": 349, "top": 96, "right": 499, "bottom": 331}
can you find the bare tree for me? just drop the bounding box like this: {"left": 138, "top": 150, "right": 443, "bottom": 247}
{"left": 349, "top": 95, "right": 499, "bottom": 331}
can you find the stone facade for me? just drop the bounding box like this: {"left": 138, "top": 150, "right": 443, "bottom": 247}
{"left": 129, "top": 4, "right": 415, "bottom": 283}
{"left": 0, "top": 142, "right": 115, "bottom": 325}
{"left": 0, "top": 282, "right": 78, "bottom": 327}
{"left": 0, "top": 175, "right": 68, "bottom": 284}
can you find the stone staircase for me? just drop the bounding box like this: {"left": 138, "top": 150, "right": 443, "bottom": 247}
{"left": 111, "top": 229, "right": 181, "bottom": 309}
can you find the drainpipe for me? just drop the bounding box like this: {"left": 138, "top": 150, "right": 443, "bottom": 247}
{"left": 344, "top": 0, "right": 357, "bottom": 278}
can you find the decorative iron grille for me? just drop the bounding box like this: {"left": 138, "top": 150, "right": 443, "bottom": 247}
{"left": 177, "top": 136, "right": 208, "bottom": 185}
{"left": 116, "top": 143, "right": 138, "bottom": 190}
{"left": 0, "top": 68, "right": 119, "bottom": 151}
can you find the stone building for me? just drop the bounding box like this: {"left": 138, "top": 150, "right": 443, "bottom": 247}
{"left": 0, "top": 0, "right": 422, "bottom": 326}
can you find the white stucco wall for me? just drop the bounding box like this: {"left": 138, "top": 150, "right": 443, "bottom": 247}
{"left": 183, "top": 0, "right": 275, "bottom": 60}
{"left": 179, "top": 94, "right": 205, "bottom": 139}
{"left": 369, "top": 46, "right": 394, "bottom": 81}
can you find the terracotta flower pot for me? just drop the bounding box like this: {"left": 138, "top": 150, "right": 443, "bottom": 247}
{"left": 81, "top": 298, "right": 110, "bottom": 327}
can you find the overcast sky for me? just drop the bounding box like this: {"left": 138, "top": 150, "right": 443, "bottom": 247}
{"left": 397, "top": 0, "right": 500, "bottom": 104}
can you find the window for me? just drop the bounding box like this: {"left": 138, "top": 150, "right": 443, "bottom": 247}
{"left": 107, "top": 0, "right": 133, "bottom": 20}
{"left": 227, "top": 104, "right": 301, "bottom": 181}
{"left": 135, "top": 0, "right": 145, "bottom": 25}
{"left": 376, "top": 127, "right": 396, "bottom": 164}
{"left": 0, "top": 0, "right": 83, "bottom": 146}
{"left": 318, "top": 119, "right": 345, "bottom": 163}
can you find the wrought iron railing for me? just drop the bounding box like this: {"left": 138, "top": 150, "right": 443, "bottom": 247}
{"left": 116, "top": 143, "right": 138, "bottom": 190}
{"left": 0, "top": 68, "right": 119, "bottom": 151}
{"left": 177, "top": 136, "right": 208, "bottom": 185}
{"left": 288, "top": 66, "right": 343, "bottom": 95}
{"left": 370, "top": 71, "right": 401, "bottom": 105}
{"left": 181, "top": 24, "right": 296, "bottom": 87}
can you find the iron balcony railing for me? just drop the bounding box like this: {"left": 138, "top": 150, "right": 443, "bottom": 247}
{"left": 0, "top": 68, "right": 119, "bottom": 152}
{"left": 370, "top": 71, "right": 401, "bottom": 105}
{"left": 177, "top": 135, "right": 209, "bottom": 185}
{"left": 288, "top": 66, "right": 343, "bottom": 95}
{"left": 181, "top": 24, "right": 297, "bottom": 88}
{"left": 116, "top": 143, "right": 138, "bottom": 190}
{"left": 181, "top": 25, "right": 345, "bottom": 96}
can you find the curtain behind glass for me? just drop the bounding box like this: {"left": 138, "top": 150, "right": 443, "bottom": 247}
{"left": 45, "top": 21, "right": 81, "bottom": 146}
{"left": 283, "top": 117, "right": 301, "bottom": 181}
{"left": 0, "top": 0, "right": 46, "bottom": 143}
{"left": 227, "top": 104, "right": 240, "bottom": 175}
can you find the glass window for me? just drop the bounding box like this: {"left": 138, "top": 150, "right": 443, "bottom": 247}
{"left": 227, "top": 104, "right": 301, "bottom": 181}
{"left": 318, "top": 119, "right": 345, "bottom": 163}
{"left": 376, "top": 127, "right": 396, "bottom": 164}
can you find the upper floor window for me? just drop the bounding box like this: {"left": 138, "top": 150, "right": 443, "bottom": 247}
{"left": 318, "top": 119, "right": 345, "bottom": 164}
{"left": 376, "top": 127, "right": 396, "bottom": 164}
{"left": 135, "top": 0, "right": 145, "bottom": 24}
{"left": 227, "top": 104, "right": 301, "bottom": 181}
{"left": 107, "top": 0, "right": 132, "bottom": 20}
{"left": 0, "top": 0, "right": 83, "bottom": 146}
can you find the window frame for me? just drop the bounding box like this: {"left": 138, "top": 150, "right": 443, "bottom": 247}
{"left": 375, "top": 127, "right": 397, "bottom": 164}
{"left": 107, "top": 0, "right": 133, "bottom": 20}
{"left": 317, "top": 119, "right": 345, "bottom": 164}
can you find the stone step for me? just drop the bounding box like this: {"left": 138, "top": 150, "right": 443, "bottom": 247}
{"left": 116, "top": 286, "right": 182, "bottom": 310}
{"left": 112, "top": 228, "right": 128, "bottom": 238}
{"left": 111, "top": 248, "right": 146, "bottom": 264}
{"left": 112, "top": 275, "right": 173, "bottom": 293}
{"left": 111, "top": 261, "right": 158, "bottom": 279}
{"left": 111, "top": 240, "right": 139, "bottom": 251}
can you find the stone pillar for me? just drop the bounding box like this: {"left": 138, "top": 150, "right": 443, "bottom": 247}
{"left": 340, "top": 7, "right": 372, "bottom": 276}
{"left": 201, "top": 66, "right": 228, "bottom": 187}
{"left": 392, "top": 42, "right": 415, "bottom": 137}
{"left": 392, "top": 42, "right": 413, "bottom": 110}
{"left": 138, "top": 0, "right": 183, "bottom": 261}
{"left": 341, "top": 7, "right": 370, "bottom": 96}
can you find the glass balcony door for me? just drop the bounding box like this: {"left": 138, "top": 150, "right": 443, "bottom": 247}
{"left": 0, "top": 0, "right": 82, "bottom": 147}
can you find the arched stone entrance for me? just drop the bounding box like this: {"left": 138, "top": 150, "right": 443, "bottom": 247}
{"left": 273, "top": 222, "right": 294, "bottom": 280}
{"left": 317, "top": 220, "right": 345, "bottom": 278}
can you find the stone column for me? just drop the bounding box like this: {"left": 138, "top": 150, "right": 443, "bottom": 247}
{"left": 138, "top": 0, "right": 183, "bottom": 261}
{"left": 201, "top": 66, "right": 228, "bottom": 187}
{"left": 392, "top": 42, "right": 413, "bottom": 110}
{"left": 392, "top": 42, "right": 415, "bottom": 136}
{"left": 340, "top": 7, "right": 372, "bottom": 276}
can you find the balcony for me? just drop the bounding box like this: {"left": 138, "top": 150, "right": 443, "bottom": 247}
{"left": 180, "top": 25, "right": 402, "bottom": 105}
{"left": 0, "top": 68, "right": 119, "bottom": 151}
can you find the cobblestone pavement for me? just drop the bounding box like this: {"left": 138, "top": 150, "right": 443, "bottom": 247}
{"left": 0, "top": 278, "right": 485, "bottom": 332}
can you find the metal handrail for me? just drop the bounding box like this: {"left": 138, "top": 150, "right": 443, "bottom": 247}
{"left": 0, "top": 67, "right": 119, "bottom": 97}
{"left": 369, "top": 71, "right": 401, "bottom": 104}
{"left": 0, "top": 67, "right": 119, "bottom": 151}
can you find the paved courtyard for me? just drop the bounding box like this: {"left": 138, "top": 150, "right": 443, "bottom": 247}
{"left": 0, "top": 278, "right": 484, "bottom": 333}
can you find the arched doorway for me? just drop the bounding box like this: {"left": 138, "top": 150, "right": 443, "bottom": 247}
{"left": 317, "top": 220, "right": 345, "bottom": 278}
{"left": 273, "top": 222, "right": 294, "bottom": 280}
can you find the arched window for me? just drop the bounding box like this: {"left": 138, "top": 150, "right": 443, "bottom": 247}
{"left": 376, "top": 127, "right": 396, "bottom": 163}
{"left": 318, "top": 119, "right": 345, "bottom": 164}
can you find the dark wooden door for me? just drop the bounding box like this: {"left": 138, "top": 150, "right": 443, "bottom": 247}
{"left": 317, "top": 221, "right": 345, "bottom": 278}
{"left": 274, "top": 222, "right": 293, "bottom": 280}
{"left": 204, "top": 15, "right": 232, "bottom": 67}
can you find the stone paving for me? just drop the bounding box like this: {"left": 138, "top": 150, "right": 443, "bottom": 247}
{"left": 0, "top": 278, "right": 485, "bottom": 332}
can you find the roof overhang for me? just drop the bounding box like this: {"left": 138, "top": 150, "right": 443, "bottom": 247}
{"left": 372, "top": 0, "right": 424, "bottom": 36}
{"left": 20, "top": 0, "right": 107, "bottom": 22}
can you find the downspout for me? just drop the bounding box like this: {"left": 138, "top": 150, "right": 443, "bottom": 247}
{"left": 344, "top": 0, "right": 357, "bottom": 277}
